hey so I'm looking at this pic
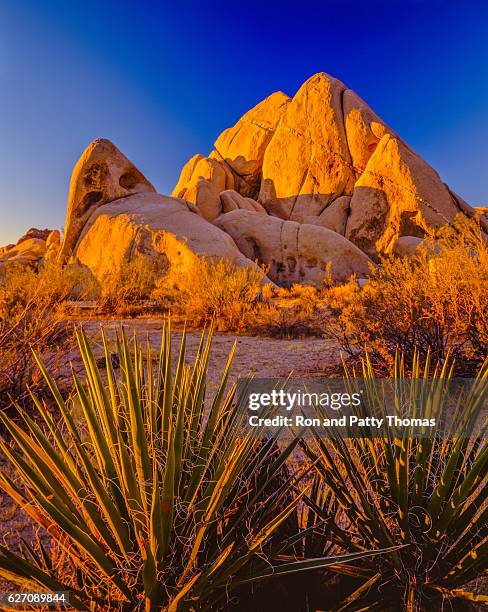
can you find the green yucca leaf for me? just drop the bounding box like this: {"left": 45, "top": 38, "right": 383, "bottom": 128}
{"left": 233, "top": 547, "right": 407, "bottom": 585}
{"left": 301, "top": 351, "right": 487, "bottom": 609}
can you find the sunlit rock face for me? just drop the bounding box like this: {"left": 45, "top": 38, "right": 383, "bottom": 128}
{"left": 172, "top": 71, "right": 477, "bottom": 271}
{"left": 0, "top": 228, "right": 59, "bottom": 270}
{"left": 73, "top": 192, "right": 258, "bottom": 282}
{"left": 17, "top": 73, "right": 479, "bottom": 288}
{"left": 59, "top": 138, "right": 156, "bottom": 260}
{"left": 214, "top": 209, "right": 372, "bottom": 285}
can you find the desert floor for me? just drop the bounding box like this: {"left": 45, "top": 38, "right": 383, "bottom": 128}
{"left": 79, "top": 317, "right": 344, "bottom": 388}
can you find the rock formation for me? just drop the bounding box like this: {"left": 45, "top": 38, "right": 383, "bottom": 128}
{"left": 215, "top": 210, "right": 371, "bottom": 284}
{"left": 74, "top": 192, "right": 257, "bottom": 282}
{"left": 171, "top": 72, "right": 480, "bottom": 277}
{"left": 4, "top": 72, "right": 481, "bottom": 288}
{"left": 0, "top": 228, "right": 59, "bottom": 269}
{"left": 59, "top": 138, "right": 156, "bottom": 260}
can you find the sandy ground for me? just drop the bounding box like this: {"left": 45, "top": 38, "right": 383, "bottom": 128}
{"left": 78, "top": 317, "right": 345, "bottom": 392}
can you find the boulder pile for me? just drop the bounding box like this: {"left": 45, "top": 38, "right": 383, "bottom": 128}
{"left": 0, "top": 228, "right": 60, "bottom": 272}
{"left": 3, "top": 73, "right": 484, "bottom": 286}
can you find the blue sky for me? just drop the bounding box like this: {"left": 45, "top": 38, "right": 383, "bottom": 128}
{"left": 0, "top": 0, "right": 487, "bottom": 244}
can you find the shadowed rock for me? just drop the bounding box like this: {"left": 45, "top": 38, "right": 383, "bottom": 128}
{"left": 214, "top": 209, "right": 372, "bottom": 285}
{"left": 346, "top": 135, "right": 460, "bottom": 257}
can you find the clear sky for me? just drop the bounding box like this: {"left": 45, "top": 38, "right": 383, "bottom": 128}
{"left": 0, "top": 0, "right": 487, "bottom": 245}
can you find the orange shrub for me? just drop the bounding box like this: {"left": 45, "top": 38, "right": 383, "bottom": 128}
{"left": 323, "top": 215, "right": 488, "bottom": 373}
{"left": 0, "top": 260, "right": 95, "bottom": 403}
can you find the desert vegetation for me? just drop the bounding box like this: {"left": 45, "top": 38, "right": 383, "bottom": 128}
{"left": 1, "top": 62, "right": 487, "bottom": 611}
{"left": 1, "top": 215, "right": 486, "bottom": 383}
{"left": 324, "top": 216, "right": 488, "bottom": 374}
{"left": 0, "top": 325, "right": 397, "bottom": 611}
{"left": 0, "top": 326, "right": 485, "bottom": 610}
{"left": 0, "top": 260, "right": 96, "bottom": 405}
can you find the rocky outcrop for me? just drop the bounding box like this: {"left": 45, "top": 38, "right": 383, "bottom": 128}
{"left": 7, "top": 73, "right": 480, "bottom": 290}
{"left": 345, "top": 135, "right": 460, "bottom": 257}
{"left": 171, "top": 155, "right": 234, "bottom": 221}
{"left": 214, "top": 91, "right": 290, "bottom": 198}
{"left": 59, "top": 138, "right": 156, "bottom": 260}
{"left": 214, "top": 210, "right": 371, "bottom": 285}
{"left": 17, "top": 228, "right": 52, "bottom": 244}
{"left": 172, "top": 72, "right": 477, "bottom": 266}
{"left": 259, "top": 73, "right": 355, "bottom": 221}
{"left": 0, "top": 228, "right": 58, "bottom": 269}
{"left": 172, "top": 91, "right": 289, "bottom": 218}
{"left": 73, "top": 192, "right": 257, "bottom": 282}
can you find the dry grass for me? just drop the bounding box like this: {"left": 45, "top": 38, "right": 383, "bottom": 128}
{"left": 152, "top": 257, "right": 267, "bottom": 330}
{"left": 98, "top": 254, "right": 161, "bottom": 316}
{"left": 322, "top": 215, "right": 488, "bottom": 374}
{"left": 0, "top": 261, "right": 96, "bottom": 404}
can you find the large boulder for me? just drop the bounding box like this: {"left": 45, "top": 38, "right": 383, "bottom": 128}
{"left": 345, "top": 134, "right": 460, "bottom": 257}
{"left": 213, "top": 91, "right": 290, "bottom": 198}
{"left": 259, "top": 73, "right": 355, "bottom": 221}
{"left": 172, "top": 155, "right": 234, "bottom": 222}
{"left": 59, "top": 138, "right": 156, "bottom": 260}
{"left": 73, "top": 192, "right": 257, "bottom": 282}
{"left": 214, "top": 209, "right": 371, "bottom": 285}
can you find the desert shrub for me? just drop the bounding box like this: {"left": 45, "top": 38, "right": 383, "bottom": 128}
{"left": 0, "top": 261, "right": 96, "bottom": 404}
{"left": 323, "top": 215, "right": 488, "bottom": 373}
{"left": 98, "top": 254, "right": 160, "bottom": 315}
{"left": 152, "top": 257, "right": 266, "bottom": 331}
{"left": 0, "top": 260, "right": 97, "bottom": 317}
{"left": 250, "top": 283, "right": 331, "bottom": 338}
{"left": 0, "top": 324, "right": 377, "bottom": 610}
{"left": 300, "top": 354, "right": 488, "bottom": 610}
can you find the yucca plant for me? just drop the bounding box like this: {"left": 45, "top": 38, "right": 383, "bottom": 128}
{"left": 0, "top": 322, "right": 390, "bottom": 611}
{"left": 300, "top": 353, "right": 488, "bottom": 610}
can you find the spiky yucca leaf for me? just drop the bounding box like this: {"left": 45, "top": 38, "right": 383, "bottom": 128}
{"left": 0, "top": 323, "right": 390, "bottom": 611}
{"left": 301, "top": 353, "right": 488, "bottom": 611}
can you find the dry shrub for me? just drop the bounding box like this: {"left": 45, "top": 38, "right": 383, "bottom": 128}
{"left": 252, "top": 283, "right": 328, "bottom": 338}
{"left": 98, "top": 255, "right": 160, "bottom": 316}
{"left": 152, "top": 257, "right": 266, "bottom": 330}
{"left": 324, "top": 215, "right": 488, "bottom": 373}
{"left": 0, "top": 260, "right": 96, "bottom": 404}
{"left": 152, "top": 257, "right": 334, "bottom": 336}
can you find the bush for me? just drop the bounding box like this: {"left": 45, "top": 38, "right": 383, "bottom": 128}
{"left": 152, "top": 257, "right": 266, "bottom": 330}
{"left": 98, "top": 255, "right": 159, "bottom": 315}
{"left": 0, "top": 261, "right": 96, "bottom": 404}
{"left": 250, "top": 283, "right": 328, "bottom": 338}
{"left": 323, "top": 216, "right": 488, "bottom": 373}
{"left": 0, "top": 325, "right": 376, "bottom": 610}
